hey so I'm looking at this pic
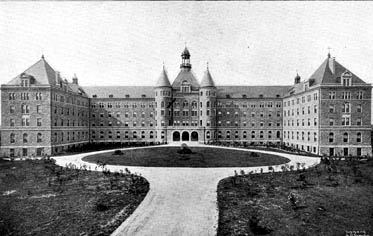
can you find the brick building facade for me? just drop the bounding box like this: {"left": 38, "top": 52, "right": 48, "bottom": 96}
{"left": 1, "top": 49, "right": 371, "bottom": 157}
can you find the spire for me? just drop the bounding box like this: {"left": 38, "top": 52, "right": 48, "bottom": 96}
{"left": 41, "top": 54, "right": 45, "bottom": 60}
{"left": 155, "top": 64, "right": 171, "bottom": 87}
{"left": 200, "top": 63, "right": 215, "bottom": 87}
{"left": 72, "top": 73, "right": 78, "bottom": 85}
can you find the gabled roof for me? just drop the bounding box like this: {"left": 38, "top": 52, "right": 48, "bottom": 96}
{"left": 155, "top": 66, "right": 171, "bottom": 87}
{"left": 286, "top": 55, "right": 368, "bottom": 96}
{"left": 200, "top": 68, "right": 215, "bottom": 87}
{"left": 83, "top": 86, "right": 154, "bottom": 99}
{"left": 217, "top": 86, "right": 291, "bottom": 99}
{"left": 7, "top": 56, "right": 57, "bottom": 86}
{"left": 172, "top": 70, "right": 200, "bottom": 90}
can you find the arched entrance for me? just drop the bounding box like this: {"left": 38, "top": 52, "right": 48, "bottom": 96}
{"left": 191, "top": 131, "right": 198, "bottom": 141}
{"left": 182, "top": 131, "right": 189, "bottom": 141}
{"left": 173, "top": 131, "right": 180, "bottom": 142}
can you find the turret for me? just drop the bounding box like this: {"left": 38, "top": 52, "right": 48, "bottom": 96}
{"left": 154, "top": 65, "right": 172, "bottom": 143}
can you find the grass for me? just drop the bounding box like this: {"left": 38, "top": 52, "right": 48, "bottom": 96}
{"left": 82, "top": 147, "right": 289, "bottom": 168}
{"left": 0, "top": 159, "right": 149, "bottom": 236}
{"left": 217, "top": 157, "right": 373, "bottom": 236}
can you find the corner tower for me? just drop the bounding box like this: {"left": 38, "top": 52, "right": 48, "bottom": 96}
{"left": 154, "top": 65, "right": 172, "bottom": 143}
{"left": 199, "top": 63, "right": 217, "bottom": 142}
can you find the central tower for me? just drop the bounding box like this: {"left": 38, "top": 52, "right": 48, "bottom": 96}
{"left": 180, "top": 47, "right": 192, "bottom": 70}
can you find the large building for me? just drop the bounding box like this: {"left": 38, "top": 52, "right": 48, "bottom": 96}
{"left": 0, "top": 48, "right": 371, "bottom": 157}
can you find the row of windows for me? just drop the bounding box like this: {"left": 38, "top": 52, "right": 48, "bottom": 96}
{"left": 284, "top": 92, "right": 318, "bottom": 107}
{"left": 218, "top": 121, "right": 281, "bottom": 127}
{"left": 216, "top": 130, "right": 281, "bottom": 139}
{"left": 284, "top": 131, "right": 318, "bottom": 142}
{"left": 92, "top": 111, "right": 154, "bottom": 119}
{"left": 218, "top": 110, "right": 281, "bottom": 117}
{"left": 284, "top": 118, "right": 318, "bottom": 127}
{"left": 92, "top": 121, "right": 154, "bottom": 127}
{"left": 54, "top": 106, "right": 88, "bottom": 117}
{"left": 328, "top": 103, "right": 362, "bottom": 113}
{"left": 53, "top": 131, "right": 88, "bottom": 142}
{"left": 284, "top": 105, "right": 317, "bottom": 117}
{"left": 218, "top": 101, "right": 282, "bottom": 108}
{"left": 92, "top": 102, "right": 154, "bottom": 109}
{"left": 328, "top": 91, "right": 364, "bottom": 100}
{"left": 9, "top": 132, "right": 88, "bottom": 144}
{"left": 53, "top": 119, "right": 88, "bottom": 127}
{"left": 91, "top": 130, "right": 159, "bottom": 139}
{"left": 52, "top": 93, "right": 88, "bottom": 106}
{"left": 328, "top": 132, "right": 363, "bottom": 143}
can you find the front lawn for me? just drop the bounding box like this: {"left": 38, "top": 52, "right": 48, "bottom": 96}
{"left": 83, "top": 147, "right": 289, "bottom": 168}
{"left": 0, "top": 159, "right": 149, "bottom": 236}
{"left": 217, "top": 157, "right": 373, "bottom": 236}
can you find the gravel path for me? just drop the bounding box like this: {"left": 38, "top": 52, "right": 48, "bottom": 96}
{"left": 53, "top": 144, "right": 320, "bottom": 236}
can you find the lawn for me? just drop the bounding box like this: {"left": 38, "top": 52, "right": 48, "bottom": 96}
{"left": 82, "top": 147, "right": 289, "bottom": 168}
{"left": 0, "top": 159, "right": 149, "bottom": 236}
{"left": 217, "top": 157, "right": 373, "bottom": 236}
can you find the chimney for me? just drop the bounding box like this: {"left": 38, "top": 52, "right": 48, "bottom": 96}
{"left": 72, "top": 74, "right": 78, "bottom": 85}
{"left": 328, "top": 57, "right": 335, "bottom": 74}
{"left": 55, "top": 71, "right": 60, "bottom": 85}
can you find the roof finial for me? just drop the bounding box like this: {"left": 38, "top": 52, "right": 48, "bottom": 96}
{"left": 41, "top": 54, "right": 45, "bottom": 60}
{"left": 327, "top": 46, "right": 332, "bottom": 58}
{"left": 207, "top": 62, "right": 209, "bottom": 70}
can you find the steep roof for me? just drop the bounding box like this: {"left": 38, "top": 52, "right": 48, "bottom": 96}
{"left": 7, "top": 56, "right": 57, "bottom": 86}
{"left": 155, "top": 66, "right": 171, "bottom": 87}
{"left": 200, "top": 68, "right": 215, "bottom": 87}
{"left": 286, "top": 55, "right": 368, "bottom": 96}
{"left": 172, "top": 70, "right": 200, "bottom": 90}
{"left": 83, "top": 86, "right": 154, "bottom": 99}
{"left": 216, "top": 86, "right": 291, "bottom": 99}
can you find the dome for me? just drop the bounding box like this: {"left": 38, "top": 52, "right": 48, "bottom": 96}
{"left": 181, "top": 47, "right": 190, "bottom": 58}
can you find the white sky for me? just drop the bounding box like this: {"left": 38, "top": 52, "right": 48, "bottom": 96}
{"left": 1, "top": 2, "right": 373, "bottom": 87}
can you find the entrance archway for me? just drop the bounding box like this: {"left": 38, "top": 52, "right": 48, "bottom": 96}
{"left": 173, "top": 131, "right": 180, "bottom": 142}
{"left": 182, "top": 131, "right": 189, "bottom": 141}
{"left": 191, "top": 131, "right": 198, "bottom": 141}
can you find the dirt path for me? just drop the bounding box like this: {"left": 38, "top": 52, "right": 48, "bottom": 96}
{"left": 53, "top": 145, "right": 320, "bottom": 236}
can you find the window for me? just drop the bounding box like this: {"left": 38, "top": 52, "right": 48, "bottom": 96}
{"left": 342, "top": 92, "right": 351, "bottom": 100}
{"left": 181, "top": 81, "right": 191, "bottom": 93}
{"left": 329, "top": 119, "right": 334, "bottom": 126}
{"left": 21, "top": 104, "right": 30, "bottom": 114}
{"left": 329, "top": 105, "right": 335, "bottom": 113}
{"left": 357, "top": 91, "right": 363, "bottom": 99}
{"left": 341, "top": 71, "right": 352, "bottom": 86}
{"left": 251, "top": 131, "right": 255, "bottom": 139}
{"left": 329, "top": 133, "right": 334, "bottom": 143}
{"left": 23, "top": 133, "right": 28, "bottom": 143}
{"left": 10, "top": 105, "right": 15, "bottom": 113}
{"left": 357, "top": 104, "right": 362, "bottom": 113}
{"left": 356, "top": 132, "right": 362, "bottom": 143}
{"left": 343, "top": 132, "right": 349, "bottom": 143}
{"left": 342, "top": 116, "right": 350, "bottom": 126}
{"left": 37, "top": 118, "right": 42, "bottom": 126}
{"left": 10, "top": 119, "right": 15, "bottom": 127}
{"left": 22, "top": 118, "right": 30, "bottom": 126}
{"left": 328, "top": 92, "right": 336, "bottom": 99}
{"left": 9, "top": 93, "right": 15, "bottom": 100}
{"left": 37, "top": 133, "right": 42, "bottom": 143}
{"left": 10, "top": 133, "right": 15, "bottom": 143}
{"left": 356, "top": 118, "right": 362, "bottom": 126}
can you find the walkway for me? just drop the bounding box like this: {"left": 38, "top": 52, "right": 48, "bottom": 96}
{"left": 53, "top": 144, "right": 320, "bottom": 236}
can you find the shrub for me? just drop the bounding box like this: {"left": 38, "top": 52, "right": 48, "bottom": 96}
{"left": 178, "top": 143, "right": 192, "bottom": 154}
{"left": 249, "top": 152, "right": 259, "bottom": 157}
{"left": 113, "top": 150, "right": 123, "bottom": 155}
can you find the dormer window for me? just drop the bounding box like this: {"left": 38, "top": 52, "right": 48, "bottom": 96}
{"left": 125, "top": 94, "right": 130, "bottom": 98}
{"left": 242, "top": 94, "right": 247, "bottom": 98}
{"left": 20, "top": 74, "right": 31, "bottom": 87}
{"left": 109, "top": 94, "right": 113, "bottom": 98}
{"left": 181, "top": 80, "right": 191, "bottom": 93}
{"left": 142, "top": 94, "right": 146, "bottom": 98}
{"left": 92, "top": 94, "right": 97, "bottom": 98}
{"left": 259, "top": 94, "right": 263, "bottom": 98}
{"left": 341, "top": 71, "right": 352, "bottom": 86}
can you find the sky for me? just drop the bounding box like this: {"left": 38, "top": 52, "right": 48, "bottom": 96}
{"left": 1, "top": 2, "right": 373, "bottom": 87}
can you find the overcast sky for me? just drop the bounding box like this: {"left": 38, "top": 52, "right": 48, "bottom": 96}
{"left": 1, "top": 2, "right": 373, "bottom": 87}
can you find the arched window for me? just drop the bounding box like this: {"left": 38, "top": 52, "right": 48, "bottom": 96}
{"left": 207, "top": 101, "right": 210, "bottom": 107}
{"left": 329, "top": 132, "right": 334, "bottom": 143}
{"left": 226, "top": 130, "right": 231, "bottom": 139}
{"left": 161, "top": 101, "right": 165, "bottom": 108}
{"left": 341, "top": 71, "right": 352, "bottom": 86}
{"left": 243, "top": 131, "right": 247, "bottom": 139}
{"left": 183, "top": 100, "right": 189, "bottom": 108}
{"left": 356, "top": 132, "right": 362, "bottom": 143}
{"left": 21, "top": 104, "right": 30, "bottom": 114}
{"left": 251, "top": 131, "right": 255, "bottom": 138}
{"left": 191, "top": 101, "right": 197, "bottom": 109}
{"left": 149, "top": 131, "right": 154, "bottom": 139}
{"left": 161, "top": 131, "right": 165, "bottom": 139}
{"left": 10, "top": 133, "right": 15, "bottom": 143}
{"left": 343, "top": 132, "right": 349, "bottom": 143}
{"left": 37, "top": 133, "right": 42, "bottom": 143}
{"left": 133, "top": 131, "right": 137, "bottom": 139}
{"left": 277, "top": 131, "right": 281, "bottom": 138}
{"left": 181, "top": 80, "right": 191, "bottom": 93}
{"left": 23, "top": 133, "right": 28, "bottom": 143}
{"left": 206, "top": 131, "right": 210, "bottom": 139}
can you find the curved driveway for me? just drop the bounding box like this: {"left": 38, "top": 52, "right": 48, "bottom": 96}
{"left": 53, "top": 144, "right": 320, "bottom": 236}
